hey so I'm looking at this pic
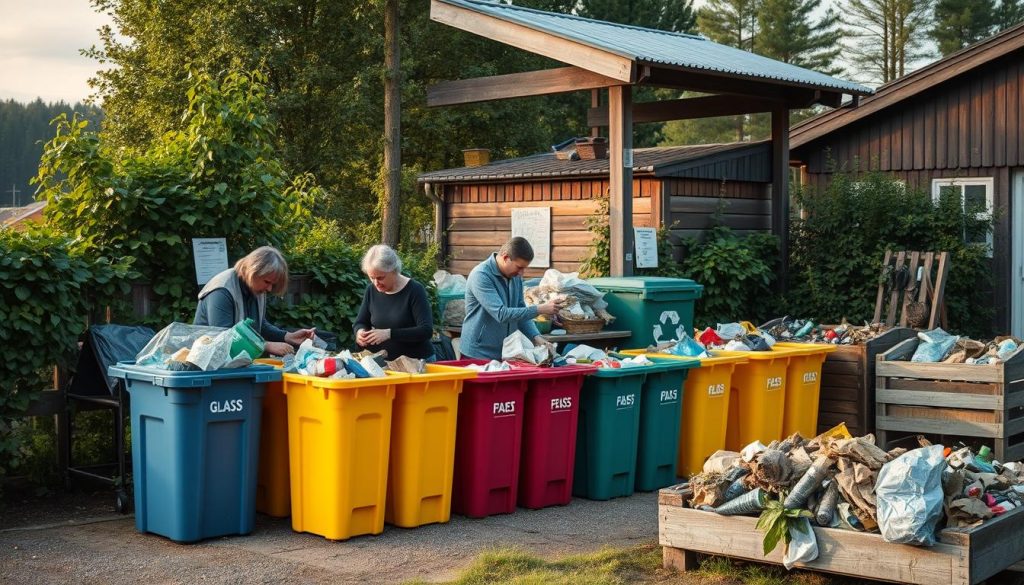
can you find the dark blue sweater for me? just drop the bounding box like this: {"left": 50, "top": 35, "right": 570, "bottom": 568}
{"left": 352, "top": 279, "right": 434, "bottom": 359}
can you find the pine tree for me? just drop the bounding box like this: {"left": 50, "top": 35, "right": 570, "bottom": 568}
{"left": 756, "top": 0, "right": 843, "bottom": 74}
{"left": 997, "top": 0, "right": 1024, "bottom": 28}
{"left": 697, "top": 0, "right": 761, "bottom": 51}
{"left": 930, "top": 0, "right": 997, "bottom": 56}
{"left": 843, "top": 0, "right": 933, "bottom": 84}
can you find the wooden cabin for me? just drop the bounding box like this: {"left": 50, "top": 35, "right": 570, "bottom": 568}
{"left": 789, "top": 22, "right": 1024, "bottom": 335}
{"left": 419, "top": 142, "right": 771, "bottom": 277}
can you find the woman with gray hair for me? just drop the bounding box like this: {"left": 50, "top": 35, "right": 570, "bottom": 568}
{"left": 353, "top": 244, "right": 434, "bottom": 359}
{"left": 194, "top": 246, "right": 316, "bottom": 356}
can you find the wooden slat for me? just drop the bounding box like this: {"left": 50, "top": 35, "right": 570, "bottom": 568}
{"left": 877, "top": 388, "right": 1003, "bottom": 410}
{"left": 876, "top": 361, "right": 1004, "bottom": 383}
{"left": 587, "top": 95, "right": 783, "bottom": 126}
{"left": 930, "top": 252, "right": 950, "bottom": 330}
{"left": 427, "top": 66, "right": 622, "bottom": 107}
{"left": 820, "top": 399, "right": 863, "bottom": 414}
{"left": 430, "top": 0, "right": 634, "bottom": 82}
{"left": 898, "top": 251, "right": 921, "bottom": 326}
{"left": 448, "top": 198, "right": 651, "bottom": 218}
{"left": 886, "top": 251, "right": 907, "bottom": 326}
{"left": 659, "top": 507, "right": 966, "bottom": 584}
{"left": 877, "top": 414, "right": 1001, "bottom": 437}
{"left": 886, "top": 377, "right": 1000, "bottom": 395}
{"left": 449, "top": 245, "right": 590, "bottom": 263}
{"left": 873, "top": 250, "right": 893, "bottom": 324}
{"left": 969, "top": 504, "right": 1024, "bottom": 582}
{"left": 447, "top": 215, "right": 589, "bottom": 231}
{"left": 448, "top": 230, "right": 595, "bottom": 247}
{"left": 669, "top": 195, "right": 769, "bottom": 214}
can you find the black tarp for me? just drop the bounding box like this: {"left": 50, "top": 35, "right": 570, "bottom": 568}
{"left": 68, "top": 324, "right": 155, "bottom": 396}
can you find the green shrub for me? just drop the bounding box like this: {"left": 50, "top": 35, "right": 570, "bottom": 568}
{"left": 34, "top": 66, "right": 318, "bottom": 327}
{"left": 579, "top": 195, "right": 686, "bottom": 278}
{"left": 0, "top": 226, "right": 133, "bottom": 478}
{"left": 788, "top": 171, "right": 995, "bottom": 337}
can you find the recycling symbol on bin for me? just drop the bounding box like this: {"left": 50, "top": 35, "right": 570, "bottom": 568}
{"left": 652, "top": 310, "right": 685, "bottom": 343}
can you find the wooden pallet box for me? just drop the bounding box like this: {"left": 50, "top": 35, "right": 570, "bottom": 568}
{"left": 816, "top": 327, "right": 916, "bottom": 436}
{"left": 659, "top": 486, "right": 1024, "bottom": 585}
{"left": 875, "top": 337, "right": 1024, "bottom": 461}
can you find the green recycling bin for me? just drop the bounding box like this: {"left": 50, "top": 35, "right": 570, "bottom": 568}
{"left": 573, "top": 366, "right": 649, "bottom": 500}
{"left": 587, "top": 277, "right": 704, "bottom": 349}
{"left": 634, "top": 356, "right": 700, "bottom": 492}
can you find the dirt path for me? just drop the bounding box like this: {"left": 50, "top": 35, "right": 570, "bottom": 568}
{"left": 0, "top": 491, "right": 659, "bottom": 584}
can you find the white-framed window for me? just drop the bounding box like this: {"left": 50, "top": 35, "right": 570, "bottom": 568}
{"left": 931, "top": 177, "right": 994, "bottom": 251}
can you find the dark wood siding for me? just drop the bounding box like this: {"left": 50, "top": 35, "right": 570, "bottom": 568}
{"left": 664, "top": 178, "right": 771, "bottom": 241}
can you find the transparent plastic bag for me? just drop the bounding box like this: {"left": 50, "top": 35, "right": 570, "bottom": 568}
{"left": 136, "top": 322, "right": 227, "bottom": 368}
{"left": 911, "top": 328, "right": 959, "bottom": 363}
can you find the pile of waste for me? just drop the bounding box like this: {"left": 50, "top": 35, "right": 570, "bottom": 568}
{"left": 433, "top": 270, "right": 468, "bottom": 327}
{"left": 904, "top": 328, "right": 1022, "bottom": 364}
{"left": 762, "top": 318, "right": 895, "bottom": 345}
{"left": 525, "top": 269, "right": 615, "bottom": 327}
{"left": 644, "top": 321, "right": 777, "bottom": 357}
{"left": 683, "top": 425, "right": 1024, "bottom": 567}
{"left": 286, "top": 339, "right": 406, "bottom": 378}
{"left": 135, "top": 321, "right": 281, "bottom": 371}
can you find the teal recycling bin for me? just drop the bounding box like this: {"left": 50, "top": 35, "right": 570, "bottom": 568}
{"left": 573, "top": 366, "right": 648, "bottom": 500}
{"left": 588, "top": 277, "right": 704, "bottom": 349}
{"left": 635, "top": 356, "right": 700, "bottom": 491}
{"left": 109, "top": 362, "right": 280, "bottom": 543}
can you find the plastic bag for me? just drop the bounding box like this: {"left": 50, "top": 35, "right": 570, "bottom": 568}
{"left": 501, "top": 330, "right": 551, "bottom": 365}
{"left": 666, "top": 332, "right": 710, "bottom": 358}
{"left": 432, "top": 270, "right": 467, "bottom": 295}
{"left": 911, "top": 328, "right": 959, "bottom": 363}
{"left": 135, "top": 322, "right": 228, "bottom": 368}
{"left": 783, "top": 517, "right": 819, "bottom": 569}
{"left": 743, "top": 333, "right": 772, "bottom": 351}
{"left": 875, "top": 445, "right": 946, "bottom": 546}
{"left": 716, "top": 322, "right": 746, "bottom": 341}
{"left": 724, "top": 339, "right": 751, "bottom": 351}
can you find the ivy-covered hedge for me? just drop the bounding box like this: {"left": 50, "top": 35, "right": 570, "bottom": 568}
{"left": 0, "top": 227, "right": 133, "bottom": 476}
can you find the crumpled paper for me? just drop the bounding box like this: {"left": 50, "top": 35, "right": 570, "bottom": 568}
{"left": 502, "top": 330, "right": 552, "bottom": 365}
{"left": 386, "top": 355, "right": 426, "bottom": 374}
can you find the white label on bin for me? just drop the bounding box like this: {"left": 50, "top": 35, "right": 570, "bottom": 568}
{"left": 766, "top": 377, "right": 784, "bottom": 390}
{"left": 551, "top": 396, "right": 573, "bottom": 412}
{"left": 802, "top": 371, "right": 817, "bottom": 384}
{"left": 493, "top": 401, "right": 516, "bottom": 416}
{"left": 210, "top": 399, "right": 244, "bottom": 413}
{"left": 708, "top": 383, "right": 726, "bottom": 397}
{"left": 616, "top": 394, "right": 635, "bottom": 409}
{"left": 659, "top": 388, "right": 678, "bottom": 404}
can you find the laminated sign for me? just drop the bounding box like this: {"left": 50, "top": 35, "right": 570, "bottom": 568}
{"left": 511, "top": 207, "right": 551, "bottom": 268}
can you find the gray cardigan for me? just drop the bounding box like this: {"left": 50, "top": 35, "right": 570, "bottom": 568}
{"left": 459, "top": 254, "right": 540, "bottom": 360}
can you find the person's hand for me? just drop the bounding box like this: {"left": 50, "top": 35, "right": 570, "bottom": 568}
{"left": 284, "top": 327, "right": 316, "bottom": 346}
{"left": 533, "top": 335, "right": 556, "bottom": 356}
{"left": 355, "top": 329, "right": 372, "bottom": 347}
{"left": 264, "top": 341, "right": 295, "bottom": 357}
{"left": 537, "top": 298, "right": 564, "bottom": 316}
{"left": 364, "top": 328, "right": 391, "bottom": 346}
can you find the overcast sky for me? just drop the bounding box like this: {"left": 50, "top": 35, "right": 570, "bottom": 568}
{"left": 0, "top": 0, "right": 113, "bottom": 104}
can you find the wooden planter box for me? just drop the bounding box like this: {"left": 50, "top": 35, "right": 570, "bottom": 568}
{"left": 875, "top": 338, "right": 1024, "bottom": 461}
{"left": 815, "top": 327, "right": 916, "bottom": 436}
{"left": 659, "top": 486, "right": 1024, "bottom": 584}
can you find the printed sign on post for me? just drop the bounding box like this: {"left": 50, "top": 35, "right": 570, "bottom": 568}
{"left": 634, "top": 227, "right": 658, "bottom": 268}
{"left": 511, "top": 207, "right": 551, "bottom": 268}
{"left": 192, "top": 238, "right": 229, "bottom": 285}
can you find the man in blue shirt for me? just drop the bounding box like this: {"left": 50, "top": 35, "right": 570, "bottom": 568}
{"left": 460, "top": 237, "right": 562, "bottom": 360}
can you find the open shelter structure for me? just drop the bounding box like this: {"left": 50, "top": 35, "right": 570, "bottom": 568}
{"left": 424, "top": 0, "right": 872, "bottom": 279}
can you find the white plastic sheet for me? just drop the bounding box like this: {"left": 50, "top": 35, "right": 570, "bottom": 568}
{"left": 876, "top": 445, "right": 946, "bottom": 546}
{"left": 783, "top": 517, "right": 819, "bottom": 569}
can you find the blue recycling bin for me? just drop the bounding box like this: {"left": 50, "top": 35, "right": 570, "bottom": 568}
{"left": 108, "top": 362, "right": 280, "bottom": 543}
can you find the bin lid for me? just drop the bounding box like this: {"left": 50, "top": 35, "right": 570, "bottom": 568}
{"left": 587, "top": 276, "right": 704, "bottom": 300}
{"left": 772, "top": 342, "right": 839, "bottom": 355}
{"left": 712, "top": 347, "right": 805, "bottom": 361}
{"left": 646, "top": 356, "right": 700, "bottom": 371}
{"left": 282, "top": 370, "right": 410, "bottom": 389}
{"left": 620, "top": 349, "right": 748, "bottom": 367}
{"left": 108, "top": 361, "right": 281, "bottom": 387}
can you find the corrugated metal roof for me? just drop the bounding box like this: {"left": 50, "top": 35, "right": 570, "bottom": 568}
{"left": 418, "top": 142, "right": 767, "bottom": 183}
{"left": 0, "top": 201, "right": 46, "bottom": 228}
{"left": 438, "top": 0, "right": 872, "bottom": 96}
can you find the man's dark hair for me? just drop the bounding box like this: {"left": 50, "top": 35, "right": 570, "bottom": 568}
{"left": 499, "top": 236, "right": 534, "bottom": 262}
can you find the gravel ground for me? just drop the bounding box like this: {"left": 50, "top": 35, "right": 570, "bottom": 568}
{"left": 0, "top": 491, "right": 659, "bottom": 584}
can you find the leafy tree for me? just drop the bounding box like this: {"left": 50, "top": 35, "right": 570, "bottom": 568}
{"left": 756, "top": 0, "right": 843, "bottom": 74}
{"left": 930, "top": 0, "right": 997, "bottom": 55}
{"left": 36, "top": 67, "right": 317, "bottom": 325}
{"left": 842, "top": 0, "right": 933, "bottom": 84}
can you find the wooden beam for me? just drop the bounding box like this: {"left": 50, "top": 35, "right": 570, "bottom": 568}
{"left": 588, "top": 95, "right": 784, "bottom": 126}
{"left": 427, "top": 67, "right": 621, "bottom": 107}
{"left": 609, "top": 85, "right": 635, "bottom": 276}
{"left": 642, "top": 67, "right": 843, "bottom": 107}
{"left": 771, "top": 106, "right": 790, "bottom": 292}
{"left": 430, "top": 0, "right": 635, "bottom": 82}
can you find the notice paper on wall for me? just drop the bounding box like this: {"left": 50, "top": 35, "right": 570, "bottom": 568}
{"left": 192, "top": 237, "right": 229, "bottom": 285}
{"left": 511, "top": 207, "right": 551, "bottom": 268}
{"left": 634, "top": 227, "right": 658, "bottom": 268}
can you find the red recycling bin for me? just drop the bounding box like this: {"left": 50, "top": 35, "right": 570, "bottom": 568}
{"left": 518, "top": 365, "right": 595, "bottom": 509}
{"left": 439, "top": 359, "right": 535, "bottom": 518}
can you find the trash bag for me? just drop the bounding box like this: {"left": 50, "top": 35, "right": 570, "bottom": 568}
{"left": 875, "top": 445, "right": 946, "bottom": 546}
{"left": 666, "top": 332, "right": 710, "bottom": 358}
{"left": 743, "top": 333, "right": 773, "bottom": 351}
{"left": 911, "top": 328, "right": 959, "bottom": 363}
{"left": 783, "top": 518, "right": 819, "bottom": 569}
{"left": 136, "top": 322, "right": 227, "bottom": 368}
{"left": 502, "top": 330, "right": 551, "bottom": 365}
{"left": 433, "top": 270, "right": 467, "bottom": 295}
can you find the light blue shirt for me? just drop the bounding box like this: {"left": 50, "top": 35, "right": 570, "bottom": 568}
{"left": 459, "top": 254, "right": 540, "bottom": 360}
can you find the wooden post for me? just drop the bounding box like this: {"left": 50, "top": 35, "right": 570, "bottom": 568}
{"left": 590, "top": 89, "right": 601, "bottom": 137}
{"left": 771, "top": 106, "right": 790, "bottom": 291}
{"left": 609, "top": 85, "right": 634, "bottom": 277}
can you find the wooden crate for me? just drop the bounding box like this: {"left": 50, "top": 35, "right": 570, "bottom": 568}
{"left": 816, "top": 327, "right": 916, "bottom": 437}
{"left": 659, "top": 485, "right": 1024, "bottom": 584}
{"left": 875, "top": 338, "right": 1024, "bottom": 462}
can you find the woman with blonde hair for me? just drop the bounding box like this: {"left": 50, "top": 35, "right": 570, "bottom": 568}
{"left": 194, "top": 245, "right": 315, "bottom": 356}
{"left": 353, "top": 244, "right": 434, "bottom": 359}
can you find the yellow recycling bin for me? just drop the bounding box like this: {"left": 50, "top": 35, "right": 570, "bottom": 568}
{"left": 773, "top": 342, "right": 838, "bottom": 438}
{"left": 253, "top": 359, "right": 290, "bottom": 517}
{"left": 283, "top": 371, "right": 408, "bottom": 541}
{"left": 620, "top": 350, "right": 748, "bottom": 478}
{"left": 386, "top": 364, "right": 477, "bottom": 528}
{"left": 719, "top": 346, "right": 804, "bottom": 451}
